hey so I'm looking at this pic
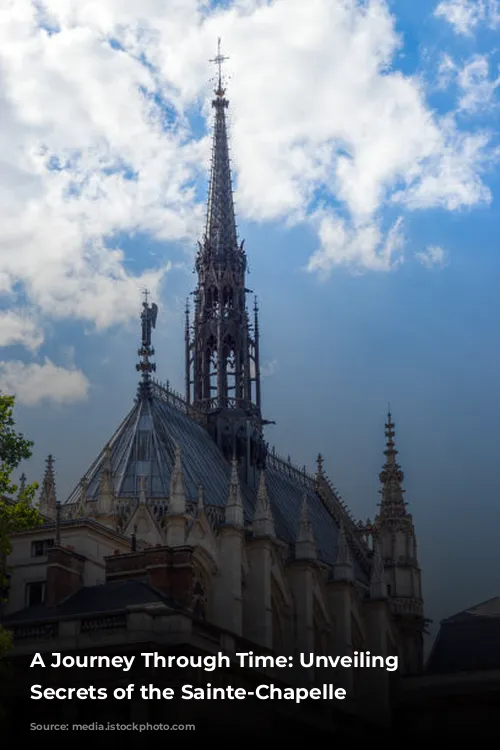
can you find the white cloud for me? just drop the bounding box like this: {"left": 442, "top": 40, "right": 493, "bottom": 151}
{"left": 457, "top": 56, "right": 500, "bottom": 113}
{"left": 437, "top": 54, "right": 458, "bottom": 90}
{"left": 0, "top": 0, "right": 495, "bottom": 306}
{"left": 416, "top": 245, "right": 447, "bottom": 268}
{"left": 0, "top": 0, "right": 204, "bottom": 335}
{"left": 436, "top": 53, "right": 500, "bottom": 113}
{"left": 308, "top": 214, "right": 405, "bottom": 275}
{"left": 0, "top": 358, "right": 89, "bottom": 405}
{"left": 0, "top": 310, "right": 44, "bottom": 351}
{"left": 434, "top": 0, "right": 500, "bottom": 36}
{"left": 392, "top": 116, "right": 492, "bottom": 211}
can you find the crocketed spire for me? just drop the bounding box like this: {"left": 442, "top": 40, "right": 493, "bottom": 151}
{"left": 252, "top": 470, "right": 275, "bottom": 538}
{"left": 378, "top": 409, "right": 407, "bottom": 519}
{"left": 225, "top": 456, "right": 244, "bottom": 528}
{"left": 168, "top": 444, "right": 186, "bottom": 515}
{"left": 295, "top": 493, "right": 316, "bottom": 560}
{"left": 39, "top": 455, "right": 57, "bottom": 518}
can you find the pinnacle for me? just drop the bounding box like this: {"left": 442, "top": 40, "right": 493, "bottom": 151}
{"left": 378, "top": 409, "right": 407, "bottom": 518}
{"left": 253, "top": 471, "right": 275, "bottom": 538}
{"left": 225, "top": 459, "right": 244, "bottom": 528}
{"left": 295, "top": 493, "right": 316, "bottom": 560}
{"left": 39, "top": 453, "right": 57, "bottom": 516}
{"left": 169, "top": 443, "right": 186, "bottom": 515}
{"left": 333, "top": 523, "right": 354, "bottom": 582}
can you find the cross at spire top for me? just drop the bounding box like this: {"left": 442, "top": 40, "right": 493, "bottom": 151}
{"left": 209, "top": 37, "right": 229, "bottom": 97}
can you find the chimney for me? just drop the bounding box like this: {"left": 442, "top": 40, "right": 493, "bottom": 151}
{"left": 105, "top": 546, "right": 194, "bottom": 608}
{"left": 45, "top": 546, "right": 85, "bottom": 606}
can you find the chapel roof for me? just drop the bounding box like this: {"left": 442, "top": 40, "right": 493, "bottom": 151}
{"left": 63, "top": 381, "right": 369, "bottom": 583}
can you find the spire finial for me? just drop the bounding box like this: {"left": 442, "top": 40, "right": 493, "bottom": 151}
{"left": 378, "top": 408, "right": 406, "bottom": 518}
{"left": 295, "top": 493, "right": 316, "bottom": 560}
{"left": 209, "top": 37, "right": 229, "bottom": 97}
{"left": 169, "top": 443, "right": 186, "bottom": 515}
{"left": 253, "top": 470, "right": 275, "bottom": 538}
{"left": 136, "top": 292, "right": 158, "bottom": 392}
{"left": 226, "top": 457, "right": 244, "bottom": 527}
{"left": 334, "top": 523, "right": 354, "bottom": 582}
{"left": 39, "top": 454, "right": 57, "bottom": 518}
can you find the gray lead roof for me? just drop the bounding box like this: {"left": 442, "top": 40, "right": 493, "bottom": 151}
{"left": 64, "top": 386, "right": 367, "bottom": 583}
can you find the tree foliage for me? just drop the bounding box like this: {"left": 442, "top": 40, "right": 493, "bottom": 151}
{"left": 0, "top": 394, "right": 43, "bottom": 658}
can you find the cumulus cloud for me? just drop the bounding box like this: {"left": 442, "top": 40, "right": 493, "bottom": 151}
{"left": 434, "top": 0, "right": 500, "bottom": 36}
{"left": 0, "top": 0, "right": 204, "bottom": 335}
{"left": 437, "top": 53, "right": 500, "bottom": 114}
{"left": 0, "top": 359, "right": 89, "bottom": 405}
{"left": 416, "top": 245, "right": 447, "bottom": 268}
{"left": 457, "top": 56, "right": 500, "bottom": 113}
{"left": 307, "top": 215, "right": 405, "bottom": 275}
{"left": 0, "top": 310, "right": 44, "bottom": 351}
{"left": 0, "top": 0, "right": 496, "bottom": 306}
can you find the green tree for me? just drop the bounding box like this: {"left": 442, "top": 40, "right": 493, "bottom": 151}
{"left": 0, "top": 394, "right": 42, "bottom": 657}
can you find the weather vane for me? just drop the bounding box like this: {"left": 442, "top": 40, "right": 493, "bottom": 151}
{"left": 209, "top": 37, "right": 229, "bottom": 94}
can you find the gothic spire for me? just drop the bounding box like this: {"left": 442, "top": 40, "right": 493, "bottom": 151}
{"left": 136, "top": 290, "right": 158, "bottom": 398}
{"left": 333, "top": 523, "right": 354, "bottom": 582}
{"left": 204, "top": 37, "right": 238, "bottom": 258}
{"left": 187, "top": 40, "right": 266, "bottom": 488}
{"left": 39, "top": 455, "right": 57, "bottom": 518}
{"left": 295, "top": 493, "right": 316, "bottom": 560}
{"left": 168, "top": 444, "right": 186, "bottom": 515}
{"left": 225, "top": 456, "right": 244, "bottom": 528}
{"left": 253, "top": 471, "right": 275, "bottom": 538}
{"left": 378, "top": 409, "right": 407, "bottom": 519}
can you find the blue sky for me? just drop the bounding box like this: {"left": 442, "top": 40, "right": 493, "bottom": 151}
{"left": 0, "top": 0, "right": 499, "bottom": 641}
